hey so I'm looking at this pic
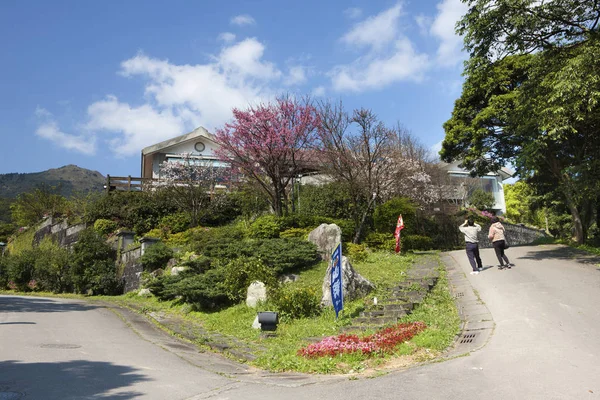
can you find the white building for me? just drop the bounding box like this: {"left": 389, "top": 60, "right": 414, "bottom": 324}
{"left": 440, "top": 161, "right": 514, "bottom": 215}
{"left": 140, "top": 127, "right": 224, "bottom": 180}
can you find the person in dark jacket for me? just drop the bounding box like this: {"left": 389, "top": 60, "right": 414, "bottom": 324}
{"left": 459, "top": 217, "right": 483, "bottom": 275}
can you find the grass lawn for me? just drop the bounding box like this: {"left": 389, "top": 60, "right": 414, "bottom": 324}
{"left": 104, "top": 250, "right": 461, "bottom": 374}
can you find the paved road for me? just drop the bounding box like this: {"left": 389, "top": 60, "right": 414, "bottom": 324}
{"left": 1, "top": 244, "right": 599, "bottom": 399}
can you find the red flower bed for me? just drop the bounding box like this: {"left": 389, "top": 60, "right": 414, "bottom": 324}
{"left": 298, "top": 321, "right": 426, "bottom": 358}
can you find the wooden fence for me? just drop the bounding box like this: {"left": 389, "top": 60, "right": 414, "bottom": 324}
{"left": 105, "top": 175, "right": 150, "bottom": 193}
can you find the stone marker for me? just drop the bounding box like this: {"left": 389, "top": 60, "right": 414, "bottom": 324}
{"left": 308, "top": 223, "right": 342, "bottom": 260}
{"left": 321, "top": 256, "right": 375, "bottom": 306}
{"left": 251, "top": 316, "right": 261, "bottom": 329}
{"left": 171, "top": 266, "right": 186, "bottom": 276}
{"left": 246, "top": 281, "right": 267, "bottom": 308}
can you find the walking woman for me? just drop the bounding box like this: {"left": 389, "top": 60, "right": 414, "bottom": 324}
{"left": 488, "top": 216, "right": 513, "bottom": 269}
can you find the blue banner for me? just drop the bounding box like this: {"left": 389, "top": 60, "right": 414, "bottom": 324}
{"left": 330, "top": 243, "right": 343, "bottom": 318}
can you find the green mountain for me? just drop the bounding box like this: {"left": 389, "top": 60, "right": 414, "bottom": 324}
{"left": 0, "top": 164, "right": 106, "bottom": 199}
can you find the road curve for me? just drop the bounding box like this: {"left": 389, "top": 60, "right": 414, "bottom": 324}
{"left": 1, "top": 244, "right": 599, "bottom": 399}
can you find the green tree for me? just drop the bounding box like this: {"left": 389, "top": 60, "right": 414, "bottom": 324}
{"left": 442, "top": 0, "right": 600, "bottom": 243}
{"left": 468, "top": 189, "right": 496, "bottom": 212}
{"left": 10, "top": 185, "right": 68, "bottom": 227}
{"left": 70, "top": 229, "right": 121, "bottom": 295}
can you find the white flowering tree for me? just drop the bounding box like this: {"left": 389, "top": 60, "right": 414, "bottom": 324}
{"left": 158, "top": 153, "right": 232, "bottom": 227}
{"left": 317, "top": 103, "right": 437, "bottom": 242}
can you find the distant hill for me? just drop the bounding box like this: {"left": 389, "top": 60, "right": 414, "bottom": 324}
{"left": 0, "top": 165, "right": 106, "bottom": 199}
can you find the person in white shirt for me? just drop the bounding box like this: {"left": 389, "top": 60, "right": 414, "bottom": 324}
{"left": 459, "top": 217, "right": 483, "bottom": 275}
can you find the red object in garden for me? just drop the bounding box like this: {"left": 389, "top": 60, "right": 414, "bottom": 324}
{"left": 394, "top": 214, "right": 405, "bottom": 253}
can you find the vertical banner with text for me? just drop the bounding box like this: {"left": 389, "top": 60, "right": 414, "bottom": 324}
{"left": 330, "top": 243, "right": 343, "bottom": 319}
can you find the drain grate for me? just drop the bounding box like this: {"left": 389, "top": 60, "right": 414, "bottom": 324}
{"left": 454, "top": 292, "right": 465, "bottom": 298}
{"left": 40, "top": 343, "right": 81, "bottom": 349}
{"left": 459, "top": 333, "right": 478, "bottom": 344}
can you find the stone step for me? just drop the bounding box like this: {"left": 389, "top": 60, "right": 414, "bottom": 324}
{"left": 359, "top": 309, "right": 406, "bottom": 318}
{"left": 353, "top": 316, "right": 399, "bottom": 325}
{"left": 382, "top": 302, "right": 414, "bottom": 312}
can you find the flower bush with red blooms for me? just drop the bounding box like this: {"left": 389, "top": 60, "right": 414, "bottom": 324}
{"left": 298, "top": 321, "right": 427, "bottom": 358}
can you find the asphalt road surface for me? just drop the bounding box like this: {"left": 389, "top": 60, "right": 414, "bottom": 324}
{"left": 1, "top": 244, "right": 599, "bottom": 399}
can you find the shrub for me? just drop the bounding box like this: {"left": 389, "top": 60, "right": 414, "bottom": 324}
{"left": 296, "top": 183, "right": 353, "bottom": 220}
{"left": 249, "top": 238, "right": 320, "bottom": 274}
{"left": 70, "top": 228, "right": 122, "bottom": 295}
{"left": 158, "top": 212, "right": 191, "bottom": 234}
{"left": 6, "top": 249, "right": 36, "bottom": 291}
{"left": 248, "top": 215, "right": 282, "bottom": 239}
{"left": 223, "top": 257, "right": 277, "bottom": 302}
{"left": 373, "top": 197, "right": 417, "bottom": 235}
{"left": 139, "top": 242, "right": 174, "bottom": 271}
{"left": 346, "top": 242, "right": 368, "bottom": 263}
{"left": 178, "top": 255, "right": 212, "bottom": 274}
{"left": 402, "top": 235, "right": 434, "bottom": 251}
{"left": 364, "top": 232, "right": 392, "bottom": 250}
{"left": 34, "top": 238, "right": 71, "bottom": 293}
{"left": 279, "top": 227, "right": 312, "bottom": 239}
{"left": 152, "top": 268, "right": 231, "bottom": 310}
{"left": 93, "top": 219, "right": 118, "bottom": 236}
{"left": 468, "top": 189, "right": 496, "bottom": 211}
{"left": 190, "top": 225, "right": 245, "bottom": 255}
{"left": 269, "top": 285, "right": 321, "bottom": 321}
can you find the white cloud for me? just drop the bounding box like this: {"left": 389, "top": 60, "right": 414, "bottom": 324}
{"left": 331, "top": 38, "right": 429, "bottom": 91}
{"left": 230, "top": 14, "right": 256, "bottom": 26}
{"left": 343, "top": 7, "right": 362, "bottom": 19}
{"left": 331, "top": 4, "right": 430, "bottom": 92}
{"left": 341, "top": 4, "right": 403, "bottom": 50}
{"left": 77, "top": 38, "right": 287, "bottom": 157}
{"left": 430, "top": 139, "right": 444, "bottom": 157}
{"left": 312, "top": 86, "right": 326, "bottom": 97}
{"left": 430, "top": 0, "right": 468, "bottom": 66}
{"left": 284, "top": 66, "right": 307, "bottom": 86}
{"left": 415, "top": 14, "right": 433, "bottom": 36}
{"left": 218, "top": 32, "right": 236, "bottom": 43}
{"left": 34, "top": 107, "right": 96, "bottom": 155}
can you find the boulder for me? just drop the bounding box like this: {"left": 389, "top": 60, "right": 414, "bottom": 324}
{"left": 308, "top": 224, "right": 342, "bottom": 260}
{"left": 279, "top": 274, "right": 300, "bottom": 284}
{"left": 171, "top": 266, "right": 186, "bottom": 276}
{"left": 138, "top": 288, "right": 152, "bottom": 297}
{"left": 321, "top": 256, "right": 375, "bottom": 306}
{"left": 246, "top": 281, "right": 267, "bottom": 308}
{"left": 251, "top": 316, "right": 261, "bottom": 330}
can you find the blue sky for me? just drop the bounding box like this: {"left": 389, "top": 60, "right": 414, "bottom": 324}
{"left": 0, "top": 0, "right": 469, "bottom": 176}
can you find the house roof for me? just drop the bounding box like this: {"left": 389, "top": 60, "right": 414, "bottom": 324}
{"left": 141, "top": 126, "right": 217, "bottom": 156}
{"left": 439, "top": 161, "right": 515, "bottom": 181}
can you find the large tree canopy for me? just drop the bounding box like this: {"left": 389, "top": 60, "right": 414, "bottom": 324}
{"left": 441, "top": 0, "right": 600, "bottom": 243}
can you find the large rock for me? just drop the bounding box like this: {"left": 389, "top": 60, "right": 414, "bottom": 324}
{"left": 321, "top": 256, "right": 375, "bottom": 306}
{"left": 308, "top": 223, "right": 342, "bottom": 260}
{"left": 246, "top": 281, "right": 267, "bottom": 308}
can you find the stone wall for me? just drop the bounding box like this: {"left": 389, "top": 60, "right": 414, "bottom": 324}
{"left": 119, "top": 246, "right": 143, "bottom": 293}
{"left": 475, "top": 222, "right": 546, "bottom": 249}
{"left": 33, "top": 217, "right": 86, "bottom": 248}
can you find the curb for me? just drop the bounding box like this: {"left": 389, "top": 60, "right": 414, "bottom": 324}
{"left": 439, "top": 253, "right": 495, "bottom": 358}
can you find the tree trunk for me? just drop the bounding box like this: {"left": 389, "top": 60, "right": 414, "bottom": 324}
{"left": 353, "top": 194, "right": 377, "bottom": 244}
{"left": 564, "top": 193, "right": 585, "bottom": 244}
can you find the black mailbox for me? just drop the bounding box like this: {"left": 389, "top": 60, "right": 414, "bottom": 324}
{"left": 257, "top": 311, "right": 279, "bottom": 331}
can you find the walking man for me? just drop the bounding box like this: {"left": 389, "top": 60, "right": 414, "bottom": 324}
{"left": 459, "top": 217, "right": 483, "bottom": 275}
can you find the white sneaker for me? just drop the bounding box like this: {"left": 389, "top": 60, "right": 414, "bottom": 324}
{"left": 470, "top": 271, "right": 480, "bottom": 275}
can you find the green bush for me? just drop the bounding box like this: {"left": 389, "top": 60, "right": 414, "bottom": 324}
{"left": 159, "top": 212, "right": 191, "bottom": 234}
{"left": 279, "top": 227, "right": 312, "bottom": 239}
{"left": 6, "top": 249, "right": 36, "bottom": 291}
{"left": 468, "top": 189, "right": 496, "bottom": 211}
{"left": 93, "top": 219, "right": 118, "bottom": 236}
{"left": 373, "top": 197, "right": 417, "bottom": 235}
{"left": 34, "top": 238, "right": 71, "bottom": 293}
{"left": 223, "top": 257, "right": 277, "bottom": 302}
{"left": 402, "top": 235, "right": 434, "bottom": 251}
{"left": 269, "top": 285, "right": 321, "bottom": 321}
{"left": 296, "top": 183, "right": 353, "bottom": 220}
{"left": 151, "top": 268, "right": 231, "bottom": 310}
{"left": 190, "top": 224, "right": 245, "bottom": 255}
{"left": 346, "top": 242, "right": 368, "bottom": 263}
{"left": 70, "top": 228, "right": 122, "bottom": 295}
{"left": 139, "top": 242, "right": 174, "bottom": 271}
{"left": 364, "top": 232, "right": 393, "bottom": 251}
{"left": 249, "top": 238, "right": 320, "bottom": 274}
{"left": 248, "top": 215, "right": 282, "bottom": 238}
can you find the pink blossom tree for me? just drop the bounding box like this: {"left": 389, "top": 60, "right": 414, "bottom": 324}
{"left": 215, "top": 97, "right": 320, "bottom": 217}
